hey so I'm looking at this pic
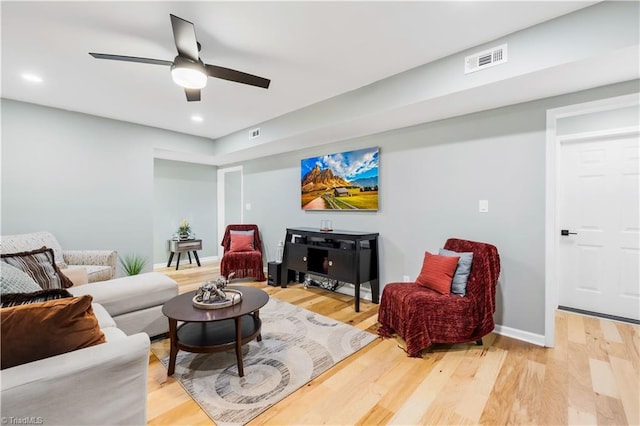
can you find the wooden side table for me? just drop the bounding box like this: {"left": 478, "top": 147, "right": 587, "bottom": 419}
{"left": 167, "top": 239, "right": 202, "bottom": 270}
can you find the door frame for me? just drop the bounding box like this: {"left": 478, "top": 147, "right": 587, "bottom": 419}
{"left": 544, "top": 92, "right": 639, "bottom": 347}
{"left": 217, "top": 165, "right": 244, "bottom": 244}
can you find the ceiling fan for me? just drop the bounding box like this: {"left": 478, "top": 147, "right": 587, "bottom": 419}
{"left": 89, "top": 14, "right": 270, "bottom": 102}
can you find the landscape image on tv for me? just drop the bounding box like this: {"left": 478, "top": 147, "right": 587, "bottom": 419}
{"left": 301, "top": 147, "right": 379, "bottom": 210}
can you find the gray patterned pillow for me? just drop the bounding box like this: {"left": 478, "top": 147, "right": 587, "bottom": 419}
{"left": 1, "top": 247, "right": 74, "bottom": 289}
{"left": 0, "top": 262, "right": 41, "bottom": 294}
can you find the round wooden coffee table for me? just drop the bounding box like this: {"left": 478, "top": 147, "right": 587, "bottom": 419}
{"left": 162, "top": 286, "right": 269, "bottom": 377}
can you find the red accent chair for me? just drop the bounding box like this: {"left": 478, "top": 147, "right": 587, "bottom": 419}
{"left": 378, "top": 238, "right": 500, "bottom": 357}
{"left": 220, "top": 224, "right": 266, "bottom": 281}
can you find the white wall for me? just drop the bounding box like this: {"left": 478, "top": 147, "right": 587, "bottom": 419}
{"left": 152, "top": 159, "right": 217, "bottom": 264}
{"left": 237, "top": 80, "right": 639, "bottom": 337}
{"left": 1, "top": 99, "right": 217, "bottom": 274}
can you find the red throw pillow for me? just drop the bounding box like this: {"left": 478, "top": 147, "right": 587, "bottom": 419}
{"left": 230, "top": 233, "right": 254, "bottom": 252}
{"left": 415, "top": 251, "right": 460, "bottom": 295}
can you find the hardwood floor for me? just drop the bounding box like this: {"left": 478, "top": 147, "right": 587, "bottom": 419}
{"left": 148, "top": 261, "right": 639, "bottom": 425}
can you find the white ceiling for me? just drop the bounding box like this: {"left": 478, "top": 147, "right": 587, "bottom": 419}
{"left": 1, "top": 1, "right": 600, "bottom": 142}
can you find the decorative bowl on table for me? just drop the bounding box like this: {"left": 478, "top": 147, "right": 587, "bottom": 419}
{"left": 192, "top": 274, "right": 241, "bottom": 309}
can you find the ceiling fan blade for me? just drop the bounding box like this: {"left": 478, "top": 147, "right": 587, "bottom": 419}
{"left": 170, "top": 14, "right": 199, "bottom": 62}
{"left": 205, "top": 64, "right": 270, "bottom": 89}
{"left": 89, "top": 53, "right": 172, "bottom": 67}
{"left": 185, "top": 88, "right": 201, "bottom": 102}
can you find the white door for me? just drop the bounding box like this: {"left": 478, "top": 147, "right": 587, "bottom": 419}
{"left": 558, "top": 132, "right": 640, "bottom": 320}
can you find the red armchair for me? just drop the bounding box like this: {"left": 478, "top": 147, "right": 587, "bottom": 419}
{"left": 220, "top": 224, "right": 266, "bottom": 281}
{"left": 378, "top": 238, "right": 500, "bottom": 357}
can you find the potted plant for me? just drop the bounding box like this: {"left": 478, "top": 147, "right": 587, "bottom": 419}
{"left": 119, "top": 254, "right": 147, "bottom": 276}
{"left": 178, "top": 219, "right": 191, "bottom": 240}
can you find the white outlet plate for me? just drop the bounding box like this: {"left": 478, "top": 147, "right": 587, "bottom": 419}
{"left": 479, "top": 199, "right": 489, "bottom": 213}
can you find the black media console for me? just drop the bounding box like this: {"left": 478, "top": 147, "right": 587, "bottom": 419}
{"left": 280, "top": 227, "right": 380, "bottom": 312}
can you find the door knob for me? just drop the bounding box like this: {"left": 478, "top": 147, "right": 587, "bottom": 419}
{"left": 560, "top": 229, "right": 578, "bottom": 236}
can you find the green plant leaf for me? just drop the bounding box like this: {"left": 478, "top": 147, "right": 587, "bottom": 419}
{"left": 119, "top": 253, "right": 147, "bottom": 276}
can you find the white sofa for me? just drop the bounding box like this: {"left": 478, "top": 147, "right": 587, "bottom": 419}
{"left": 1, "top": 232, "right": 178, "bottom": 337}
{"left": 1, "top": 231, "right": 117, "bottom": 283}
{"left": 1, "top": 305, "right": 151, "bottom": 425}
{"left": 0, "top": 233, "right": 180, "bottom": 425}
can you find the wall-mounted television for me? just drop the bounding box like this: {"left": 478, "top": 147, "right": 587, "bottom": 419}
{"left": 301, "top": 146, "right": 379, "bottom": 211}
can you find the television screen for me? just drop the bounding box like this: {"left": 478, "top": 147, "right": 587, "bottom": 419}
{"left": 301, "top": 147, "right": 379, "bottom": 211}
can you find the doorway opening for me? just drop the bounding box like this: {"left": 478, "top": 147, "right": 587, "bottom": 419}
{"left": 545, "top": 92, "right": 640, "bottom": 347}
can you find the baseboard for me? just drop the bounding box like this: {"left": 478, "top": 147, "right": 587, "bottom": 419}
{"left": 493, "top": 324, "right": 545, "bottom": 347}
{"left": 196, "top": 255, "right": 219, "bottom": 263}
{"left": 153, "top": 255, "right": 219, "bottom": 269}
{"left": 334, "top": 282, "right": 372, "bottom": 301}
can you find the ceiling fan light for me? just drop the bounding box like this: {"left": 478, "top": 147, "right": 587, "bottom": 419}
{"left": 171, "top": 66, "right": 207, "bottom": 89}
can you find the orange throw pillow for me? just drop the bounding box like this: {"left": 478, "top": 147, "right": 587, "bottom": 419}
{"left": 415, "top": 251, "right": 460, "bottom": 295}
{"left": 1, "top": 295, "right": 106, "bottom": 369}
{"left": 230, "top": 233, "right": 254, "bottom": 252}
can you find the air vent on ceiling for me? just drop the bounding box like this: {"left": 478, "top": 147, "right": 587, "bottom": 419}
{"left": 249, "top": 128, "right": 261, "bottom": 139}
{"left": 464, "top": 44, "right": 508, "bottom": 74}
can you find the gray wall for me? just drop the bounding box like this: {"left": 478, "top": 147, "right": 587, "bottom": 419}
{"left": 212, "top": 1, "right": 639, "bottom": 160}
{"left": 1, "top": 99, "right": 217, "bottom": 275}
{"left": 224, "top": 169, "right": 243, "bottom": 225}
{"left": 153, "top": 159, "right": 217, "bottom": 264}
{"left": 237, "top": 80, "right": 639, "bottom": 336}
{"left": 1, "top": 81, "right": 637, "bottom": 337}
{"left": 557, "top": 105, "right": 639, "bottom": 135}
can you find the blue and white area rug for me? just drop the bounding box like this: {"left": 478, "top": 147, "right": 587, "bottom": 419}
{"left": 153, "top": 297, "right": 377, "bottom": 425}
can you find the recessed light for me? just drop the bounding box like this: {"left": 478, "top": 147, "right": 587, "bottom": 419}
{"left": 21, "top": 73, "right": 43, "bottom": 83}
{"left": 191, "top": 115, "right": 203, "bottom": 123}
